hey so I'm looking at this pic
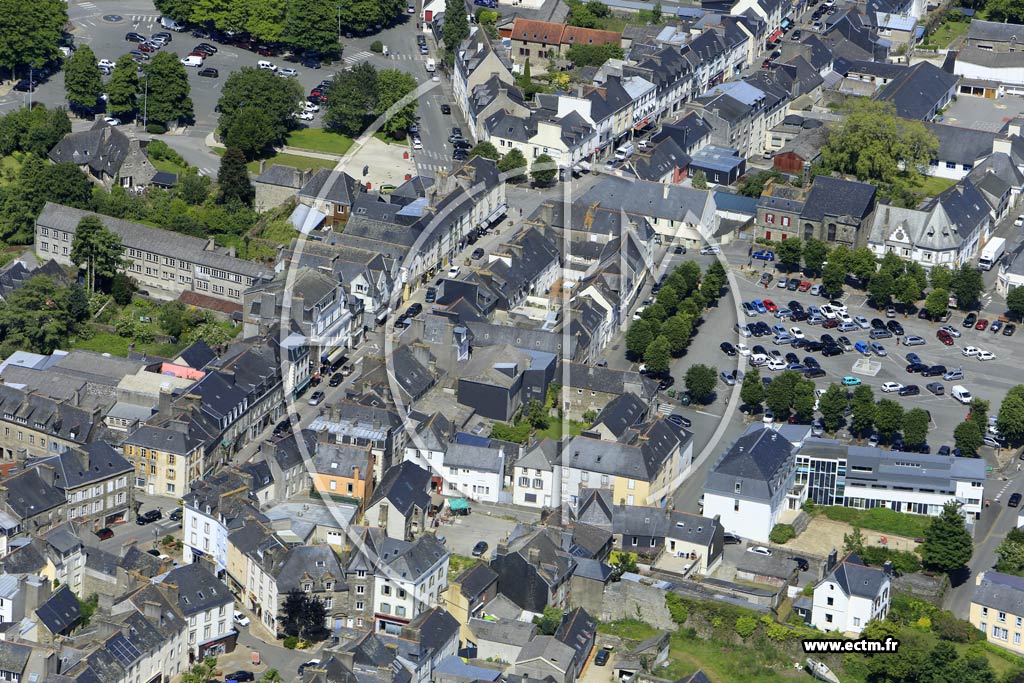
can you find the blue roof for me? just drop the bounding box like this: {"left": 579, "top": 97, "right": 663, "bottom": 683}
{"left": 690, "top": 146, "right": 745, "bottom": 173}
{"left": 436, "top": 656, "right": 502, "bottom": 681}
{"left": 713, "top": 191, "right": 759, "bottom": 215}
{"left": 396, "top": 197, "right": 429, "bottom": 217}
{"left": 455, "top": 432, "right": 492, "bottom": 447}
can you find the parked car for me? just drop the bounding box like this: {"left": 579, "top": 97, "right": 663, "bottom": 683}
{"left": 307, "top": 390, "right": 326, "bottom": 406}
{"left": 747, "top": 546, "right": 772, "bottom": 556}
{"left": 723, "top": 533, "right": 742, "bottom": 544}
{"left": 903, "top": 335, "right": 926, "bottom": 346}
{"left": 95, "top": 527, "right": 114, "bottom": 540}
{"left": 298, "top": 661, "right": 322, "bottom": 676}
{"left": 963, "top": 313, "right": 978, "bottom": 328}
{"left": 169, "top": 508, "right": 183, "bottom": 521}
{"left": 752, "top": 250, "right": 775, "bottom": 261}
{"left": 1010, "top": 493, "right": 1022, "bottom": 508}
{"left": 700, "top": 245, "right": 721, "bottom": 255}
{"left": 225, "top": 672, "right": 255, "bottom": 682}
{"left": 234, "top": 610, "right": 251, "bottom": 627}
{"left": 472, "top": 541, "right": 489, "bottom": 557}
{"left": 197, "top": 67, "right": 219, "bottom": 77}
{"left": 898, "top": 385, "right": 920, "bottom": 397}
{"left": 926, "top": 382, "right": 945, "bottom": 396}
{"left": 841, "top": 376, "right": 862, "bottom": 386}
{"left": 136, "top": 509, "right": 162, "bottom": 525}
{"left": 595, "top": 649, "right": 610, "bottom": 666}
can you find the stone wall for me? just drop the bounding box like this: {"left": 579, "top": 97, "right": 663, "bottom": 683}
{"left": 599, "top": 579, "right": 676, "bottom": 630}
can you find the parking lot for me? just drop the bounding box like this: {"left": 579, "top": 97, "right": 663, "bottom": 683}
{"left": 728, "top": 269, "right": 1021, "bottom": 452}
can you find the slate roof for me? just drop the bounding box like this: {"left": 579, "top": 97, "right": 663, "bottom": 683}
{"left": 578, "top": 177, "right": 712, "bottom": 224}
{"left": 554, "top": 607, "right": 596, "bottom": 661}
{"left": 367, "top": 460, "right": 431, "bottom": 516}
{"left": 974, "top": 571, "right": 1024, "bottom": 614}
{"left": 516, "top": 635, "right": 576, "bottom": 671}
{"left": 967, "top": 19, "right": 1024, "bottom": 43}
{"left": 380, "top": 534, "right": 448, "bottom": 580}
{"left": 0, "top": 383, "right": 97, "bottom": 446}
{"left": 470, "top": 617, "right": 537, "bottom": 646}
{"left": 162, "top": 562, "right": 233, "bottom": 617}
{"left": 667, "top": 511, "right": 719, "bottom": 546}
{"left": 313, "top": 441, "right": 371, "bottom": 479}
{"left": 592, "top": 392, "right": 648, "bottom": 439}
{"left": 392, "top": 345, "right": 435, "bottom": 401}
{"left": 35, "top": 584, "right": 81, "bottom": 635}
{"left": 409, "top": 606, "right": 460, "bottom": 652}
{"left": 444, "top": 443, "right": 503, "bottom": 473}
{"left": 48, "top": 124, "right": 132, "bottom": 178}
{"left": 29, "top": 441, "right": 132, "bottom": 492}
{"left": 516, "top": 439, "right": 560, "bottom": 472}
{"left": 874, "top": 61, "right": 958, "bottom": 120}
{"left": 271, "top": 544, "right": 345, "bottom": 593}
{"left": 925, "top": 123, "right": 997, "bottom": 166}
{"left": 0, "top": 641, "right": 31, "bottom": 675}
{"left": 704, "top": 425, "right": 795, "bottom": 501}
{"left": 2, "top": 468, "right": 65, "bottom": 520}
{"left": 825, "top": 552, "right": 887, "bottom": 599}
{"left": 801, "top": 176, "right": 876, "bottom": 221}
{"left": 564, "top": 418, "right": 689, "bottom": 482}
{"left": 298, "top": 169, "right": 364, "bottom": 206}
{"left": 457, "top": 562, "right": 498, "bottom": 600}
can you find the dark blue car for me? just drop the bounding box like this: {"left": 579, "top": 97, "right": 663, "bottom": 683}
{"left": 752, "top": 250, "right": 775, "bottom": 261}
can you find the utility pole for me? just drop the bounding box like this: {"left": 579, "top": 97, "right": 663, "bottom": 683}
{"left": 337, "top": 5, "right": 343, "bottom": 41}
{"left": 28, "top": 63, "right": 34, "bottom": 109}
{"left": 143, "top": 73, "right": 149, "bottom": 129}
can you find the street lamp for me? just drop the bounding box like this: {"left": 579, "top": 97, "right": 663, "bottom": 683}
{"left": 142, "top": 73, "right": 149, "bottom": 129}
{"left": 28, "top": 63, "right": 34, "bottom": 109}
{"left": 337, "top": 5, "right": 343, "bottom": 40}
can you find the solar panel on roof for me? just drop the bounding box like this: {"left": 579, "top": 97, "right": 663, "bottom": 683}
{"left": 108, "top": 633, "right": 142, "bottom": 666}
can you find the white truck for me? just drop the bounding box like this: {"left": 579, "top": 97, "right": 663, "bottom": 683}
{"left": 979, "top": 237, "right": 1006, "bottom": 271}
{"left": 614, "top": 143, "right": 635, "bottom": 160}
{"left": 425, "top": 58, "right": 436, "bottom": 72}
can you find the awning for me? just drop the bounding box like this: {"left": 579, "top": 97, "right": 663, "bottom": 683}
{"left": 484, "top": 203, "right": 508, "bottom": 225}
{"left": 633, "top": 117, "right": 650, "bottom": 130}
{"left": 578, "top": 161, "right": 591, "bottom": 171}
{"left": 321, "top": 346, "right": 346, "bottom": 364}
{"left": 448, "top": 498, "right": 469, "bottom": 512}
{"left": 769, "top": 29, "right": 783, "bottom": 41}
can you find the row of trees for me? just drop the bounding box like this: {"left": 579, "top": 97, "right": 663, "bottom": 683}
{"left": 624, "top": 260, "right": 728, "bottom": 379}
{"left": 63, "top": 48, "right": 194, "bottom": 127}
{"left": 156, "top": 0, "right": 407, "bottom": 54}
{"left": 324, "top": 62, "right": 418, "bottom": 140}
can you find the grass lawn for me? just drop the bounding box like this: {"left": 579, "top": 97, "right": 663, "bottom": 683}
{"left": 534, "top": 419, "right": 586, "bottom": 441}
{"left": 374, "top": 131, "right": 408, "bottom": 146}
{"left": 598, "top": 619, "right": 659, "bottom": 641}
{"left": 910, "top": 175, "right": 957, "bottom": 198}
{"left": 150, "top": 158, "right": 188, "bottom": 176}
{"left": 928, "top": 18, "right": 970, "bottom": 47}
{"left": 244, "top": 153, "right": 338, "bottom": 175}
{"left": 73, "top": 330, "right": 184, "bottom": 358}
{"left": 0, "top": 154, "right": 23, "bottom": 185}
{"left": 818, "top": 505, "right": 932, "bottom": 539}
{"left": 448, "top": 554, "right": 479, "bottom": 575}
{"left": 660, "top": 632, "right": 805, "bottom": 683}
{"left": 286, "top": 128, "right": 354, "bottom": 155}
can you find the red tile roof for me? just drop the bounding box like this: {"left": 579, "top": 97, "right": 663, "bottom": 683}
{"left": 509, "top": 18, "right": 621, "bottom": 46}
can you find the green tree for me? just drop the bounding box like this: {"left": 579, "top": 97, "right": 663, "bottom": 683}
{"left": 868, "top": 270, "right": 895, "bottom": 306}
{"left": 531, "top": 153, "right": 558, "bottom": 185}
{"left": 63, "top": 44, "right": 103, "bottom": 112}
{"left": 260, "top": 670, "right": 284, "bottom": 683}
{"left": 564, "top": 43, "right": 624, "bottom": 66}
{"left": 802, "top": 238, "right": 828, "bottom": 274}
{"left": 740, "top": 367, "right": 764, "bottom": 410}
{"left": 764, "top": 370, "right": 800, "bottom": 418}
{"left": 217, "top": 67, "right": 303, "bottom": 157}
{"left": 819, "top": 384, "right": 848, "bottom": 432}
{"left": 849, "top": 247, "right": 878, "bottom": 284}
{"left": 874, "top": 399, "right": 904, "bottom": 441}
{"left": 1008, "top": 286, "right": 1024, "bottom": 320}
{"left": 177, "top": 171, "right": 212, "bottom": 205}
{"left": 775, "top": 238, "right": 802, "bottom": 271}
{"left": 793, "top": 379, "right": 816, "bottom": 423}
{"left": 850, "top": 384, "right": 876, "bottom": 436}
{"left": 155, "top": 0, "right": 195, "bottom": 21}
{"left": 903, "top": 408, "right": 930, "bottom": 447}
{"left": 820, "top": 99, "right": 938, "bottom": 188}
{"left": 930, "top": 264, "right": 954, "bottom": 291}
{"left": 895, "top": 273, "right": 922, "bottom": 311}
{"left": 925, "top": 288, "right": 950, "bottom": 319}
{"left": 525, "top": 399, "right": 550, "bottom": 429}
{"left": 534, "top": 606, "right": 563, "bottom": 635}
{"left": 325, "top": 61, "right": 378, "bottom": 136}
{"left": 954, "top": 420, "right": 983, "bottom": 457}
{"left": 968, "top": 398, "right": 990, "bottom": 433}
{"left": 655, "top": 284, "right": 680, "bottom": 315}
{"left": 609, "top": 551, "right": 638, "bottom": 580}
{"left": 996, "top": 529, "right": 1024, "bottom": 575}
{"left": 821, "top": 259, "right": 846, "bottom": 296}
{"left": 0, "top": 0, "right": 66, "bottom": 77}
{"left": 0, "top": 276, "right": 86, "bottom": 356}
{"left": 69, "top": 216, "right": 123, "bottom": 293}
{"left": 643, "top": 335, "right": 671, "bottom": 375}
{"left": 216, "top": 148, "right": 254, "bottom": 207}
{"left": 920, "top": 501, "right": 973, "bottom": 574}
{"left": 661, "top": 314, "right": 693, "bottom": 355}
{"left": 625, "top": 319, "right": 655, "bottom": 358}
{"left": 684, "top": 364, "right": 717, "bottom": 403}
{"left": 106, "top": 55, "right": 141, "bottom": 117}
{"left": 247, "top": 0, "right": 286, "bottom": 41}
{"left": 375, "top": 69, "right": 418, "bottom": 139}
{"left": 470, "top": 141, "right": 499, "bottom": 161}
{"left": 843, "top": 526, "right": 865, "bottom": 554}
{"left": 906, "top": 261, "right": 928, "bottom": 292}
{"left": 282, "top": 0, "right": 339, "bottom": 54}
{"left": 142, "top": 52, "right": 194, "bottom": 125}
{"left": 442, "top": 0, "right": 470, "bottom": 53}
{"left": 651, "top": 0, "right": 662, "bottom": 21}
{"left": 691, "top": 170, "right": 707, "bottom": 189}
{"left": 998, "top": 390, "right": 1024, "bottom": 446}
{"left": 878, "top": 251, "right": 906, "bottom": 278}
{"left": 182, "top": 657, "right": 220, "bottom": 683}
{"left": 498, "top": 148, "right": 528, "bottom": 180}
{"left": 951, "top": 263, "right": 985, "bottom": 309}
{"left": 278, "top": 590, "right": 329, "bottom": 641}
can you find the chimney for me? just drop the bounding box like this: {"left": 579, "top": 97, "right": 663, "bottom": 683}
{"left": 882, "top": 560, "right": 893, "bottom": 576}
{"left": 993, "top": 136, "right": 1013, "bottom": 156}
{"left": 827, "top": 548, "right": 838, "bottom": 571}
{"left": 663, "top": 183, "right": 669, "bottom": 200}
{"left": 259, "top": 159, "right": 267, "bottom": 174}
{"left": 528, "top": 547, "right": 540, "bottom": 565}
{"left": 1009, "top": 119, "right": 1023, "bottom": 137}
{"left": 35, "top": 463, "right": 56, "bottom": 487}
{"left": 142, "top": 600, "right": 161, "bottom": 622}
{"left": 158, "top": 383, "right": 173, "bottom": 415}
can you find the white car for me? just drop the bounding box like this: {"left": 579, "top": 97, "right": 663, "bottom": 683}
{"left": 257, "top": 60, "right": 277, "bottom": 70}
{"left": 700, "top": 245, "right": 721, "bottom": 255}
{"left": 447, "top": 265, "right": 460, "bottom": 278}
{"left": 767, "top": 357, "right": 787, "bottom": 371}
{"left": 761, "top": 409, "right": 774, "bottom": 424}
{"left": 819, "top": 305, "right": 837, "bottom": 320}
{"left": 736, "top": 343, "right": 751, "bottom": 357}
{"left": 939, "top": 324, "right": 961, "bottom": 338}
{"left": 881, "top": 382, "right": 904, "bottom": 393}
{"left": 278, "top": 67, "right": 298, "bottom": 77}
{"left": 854, "top": 316, "right": 870, "bottom": 329}
{"left": 408, "top": 3, "right": 416, "bottom": 11}
{"left": 234, "top": 610, "right": 250, "bottom": 627}
{"left": 1016, "top": 215, "right": 1024, "bottom": 227}
{"left": 412, "top": 137, "right": 423, "bottom": 150}
{"left": 962, "top": 346, "right": 980, "bottom": 357}
{"left": 97, "top": 59, "right": 116, "bottom": 69}
{"left": 304, "top": 101, "right": 320, "bottom": 112}
{"left": 978, "top": 350, "right": 996, "bottom": 361}
{"left": 838, "top": 312, "right": 852, "bottom": 323}
{"left": 103, "top": 117, "right": 121, "bottom": 126}
{"left": 789, "top": 327, "right": 805, "bottom": 339}
{"left": 747, "top": 546, "right": 772, "bottom": 556}
{"left": 293, "top": 111, "right": 314, "bottom": 121}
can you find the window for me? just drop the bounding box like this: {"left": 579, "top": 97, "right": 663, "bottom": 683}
{"left": 734, "top": 499, "right": 740, "bottom": 512}
{"left": 382, "top": 585, "right": 391, "bottom": 596}
{"left": 765, "top": 213, "right": 775, "bottom": 224}
{"left": 825, "top": 614, "right": 833, "bottom": 623}
{"left": 827, "top": 597, "right": 834, "bottom": 606}
{"left": 356, "top": 585, "right": 365, "bottom": 594}
{"left": 303, "top": 583, "right": 312, "bottom": 592}
{"left": 999, "top": 611, "right": 1007, "bottom": 623}
{"left": 993, "top": 626, "right": 1009, "bottom": 641}
{"left": 627, "top": 479, "right": 635, "bottom": 490}
{"left": 853, "top": 617, "right": 860, "bottom": 627}
{"left": 1016, "top": 633, "right": 1022, "bottom": 645}
{"left": 782, "top": 216, "right": 790, "bottom": 227}
{"left": 355, "top": 601, "right": 364, "bottom": 610}
{"left": 325, "top": 581, "right": 334, "bottom": 590}
{"left": 396, "top": 605, "right": 406, "bottom": 617}
{"left": 983, "top": 607, "right": 989, "bottom": 618}
{"left": 324, "top": 597, "right": 333, "bottom": 609}
{"left": 380, "top": 602, "right": 391, "bottom": 614}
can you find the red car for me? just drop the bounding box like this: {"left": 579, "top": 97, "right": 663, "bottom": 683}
{"left": 975, "top": 319, "right": 989, "bottom": 330}
{"left": 763, "top": 299, "right": 777, "bottom": 312}
{"left": 95, "top": 528, "right": 114, "bottom": 540}
{"left": 138, "top": 42, "right": 157, "bottom": 53}
{"left": 798, "top": 281, "right": 811, "bottom": 292}
{"left": 822, "top": 318, "right": 840, "bottom": 329}
{"left": 937, "top": 329, "right": 954, "bottom": 345}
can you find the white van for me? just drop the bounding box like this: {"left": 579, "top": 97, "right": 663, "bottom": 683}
{"left": 951, "top": 385, "right": 973, "bottom": 404}
{"left": 159, "top": 16, "right": 187, "bottom": 31}
{"left": 614, "top": 143, "right": 635, "bottom": 160}
{"left": 257, "top": 60, "right": 276, "bottom": 71}
{"left": 180, "top": 55, "right": 204, "bottom": 67}
{"left": 425, "top": 58, "right": 436, "bottom": 72}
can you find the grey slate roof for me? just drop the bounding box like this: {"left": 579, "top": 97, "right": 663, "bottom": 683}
{"left": 0, "top": 641, "right": 31, "bottom": 675}
{"left": 826, "top": 552, "right": 886, "bottom": 599}
{"left": 162, "top": 562, "right": 233, "bottom": 617}
{"left": 457, "top": 562, "right": 498, "bottom": 600}
{"left": 2, "top": 468, "right": 65, "bottom": 520}
{"left": 29, "top": 441, "right": 133, "bottom": 492}
{"left": 704, "top": 425, "right": 795, "bottom": 501}
{"left": 272, "top": 544, "right": 345, "bottom": 593}
{"left": 967, "top": 19, "right": 1024, "bottom": 43}
{"left": 444, "top": 443, "right": 503, "bottom": 473}
{"left": 516, "top": 636, "right": 575, "bottom": 671}
{"left": 298, "top": 169, "right": 364, "bottom": 206}
{"left": 48, "top": 124, "right": 131, "bottom": 178}
{"left": 667, "top": 511, "right": 719, "bottom": 546}
{"left": 578, "top": 177, "right": 712, "bottom": 224}
{"left": 35, "top": 584, "right": 81, "bottom": 635}
{"left": 973, "top": 571, "right": 1024, "bottom": 614}
{"left": 801, "top": 176, "right": 876, "bottom": 221}
{"left": 874, "top": 61, "right": 958, "bottom": 120}
{"left": 925, "top": 122, "right": 997, "bottom": 165}
{"left": 367, "top": 460, "right": 431, "bottom": 516}
{"left": 470, "top": 617, "right": 536, "bottom": 646}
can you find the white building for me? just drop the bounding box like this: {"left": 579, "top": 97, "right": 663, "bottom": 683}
{"left": 702, "top": 426, "right": 799, "bottom": 543}
{"left": 811, "top": 553, "right": 891, "bottom": 635}
{"left": 373, "top": 535, "right": 449, "bottom": 634}
{"left": 161, "top": 562, "right": 236, "bottom": 660}
{"left": 512, "top": 440, "right": 561, "bottom": 508}
{"left": 406, "top": 442, "right": 505, "bottom": 504}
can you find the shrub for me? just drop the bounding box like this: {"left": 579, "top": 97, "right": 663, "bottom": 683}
{"left": 735, "top": 615, "right": 758, "bottom": 639}
{"left": 146, "top": 123, "right": 167, "bottom": 134}
{"left": 146, "top": 139, "right": 186, "bottom": 166}
{"left": 665, "top": 593, "right": 688, "bottom": 624}
{"left": 769, "top": 524, "right": 796, "bottom": 544}
{"left": 370, "top": 40, "right": 384, "bottom": 53}
{"left": 283, "top": 636, "right": 299, "bottom": 649}
{"left": 931, "top": 610, "right": 982, "bottom": 643}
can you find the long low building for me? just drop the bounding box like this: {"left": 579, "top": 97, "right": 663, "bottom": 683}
{"left": 35, "top": 202, "right": 273, "bottom": 312}
{"left": 795, "top": 439, "right": 986, "bottom": 521}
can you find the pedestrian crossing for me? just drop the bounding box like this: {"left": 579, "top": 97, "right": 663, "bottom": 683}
{"left": 342, "top": 50, "right": 373, "bottom": 65}
{"left": 129, "top": 15, "right": 161, "bottom": 24}
{"left": 77, "top": 1, "right": 98, "bottom": 10}
{"left": 417, "top": 162, "right": 449, "bottom": 172}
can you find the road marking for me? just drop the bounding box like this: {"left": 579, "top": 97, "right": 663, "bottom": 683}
{"left": 343, "top": 50, "right": 373, "bottom": 65}
{"left": 693, "top": 409, "right": 722, "bottom": 418}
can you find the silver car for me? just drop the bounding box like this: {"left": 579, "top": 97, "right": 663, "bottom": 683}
{"left": 870, "top": 341, "right": 887, "bottom": 357}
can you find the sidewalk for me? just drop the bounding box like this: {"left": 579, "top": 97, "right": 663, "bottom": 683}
{"left": 472, "top": 500, "right": 543, "bottom": 524}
